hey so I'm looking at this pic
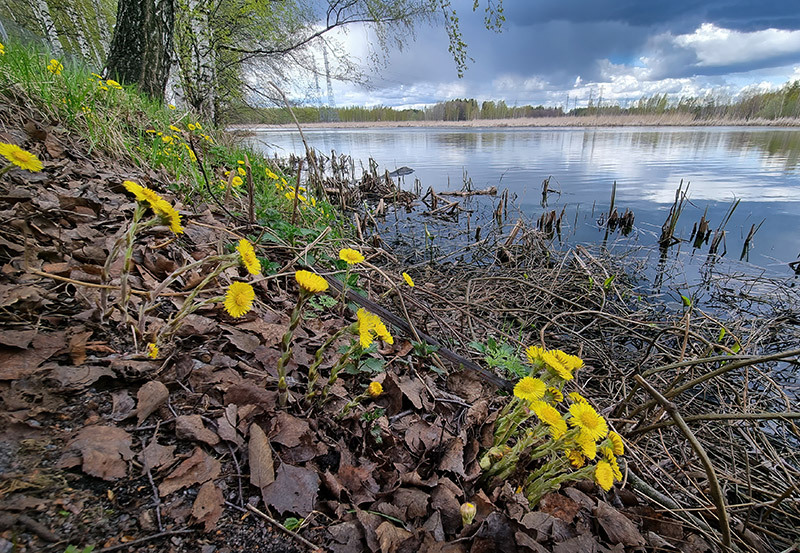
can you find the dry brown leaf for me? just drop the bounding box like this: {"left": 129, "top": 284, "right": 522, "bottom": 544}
{"left": 437, "top": 437, "right": 465, "bottom": 477}
{"left": 594, "top": 501, "right": 645, "bottom": 547}
{"left": 0, "top": 331, "right": 66, "bottom": 380}
{"left": 328, "top": 521, "right": 365, "bottom": 553}
{"left": 356, "top": 509, "right": 381, "bottom": 552}
{"left": 159, "top": 447, "right": 221, "bottom": 497}
{"left": 248, "top": 423, "right": 274, "bottom": 488}
{"left": 474, "top": 512, "right": 516, "bottom": 553}
{"left": 139, "top": 440, "right": 176, "bottom": 472}
{"left": 192, "top": 481, "right": 224, "bottom": 532}
{"left": 175, "top": 314, "right": 217, "bottom": 337}
{"left": 397, "top": 377, "right": 425, "bottom": 410}
{"left": 0, "top": 329, "right": 36, "bottom": 349}
{"left": 60, "top": 425, "right": 134, "bottom": 481}
{"left": 68, "top": 330, "right": 92, "bottom": 366}
{"left": 135, "top": 380, "right": 169, "bottom": 425}
{"left": 430, "top": 479, "right": 462, "bottom": 534}
{"left": 375, "top": 521, "right": 412, "bottom": 553}
{"left": 224, "top": 381, "right": 277, "bottom": 410}
{"left": 539, "top": 493, "right": 581, "bottom": 523}
{"left": 44, "top": 133, "right": 66, "bottom": 158}
{"left": 271, "top": 411, "right": 311, "bottom": 448}
{"left": 260, "top": 463, "right": 319, "bottom": 516}
{"left": 236, "top": 320, "right": 287, "bottom": 347}
{"left": 216, "top": 404, "right": 241, "bottom": 445}
{"left": 223, "top": 327, "right": 260, "bottom": 353}
{"left": 50, "top": 364, "right": 114, "bottom": 389}
{"left": 393, "top": 488, "right": 430, "bottom": 520}
{"left": 552, "top": 534, "right": 601, "bottom": 553}
{"left": 111, "top": 390, "right": 135, "bottom": 421}
{"left": 337, "top": 463, "right": 379, "bottom": 505}
{"left": 175, "top": 414, "right": 220, "bottom": 446}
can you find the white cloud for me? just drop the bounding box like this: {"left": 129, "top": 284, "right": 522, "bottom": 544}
{"left": 675, "top": 23, "right": 800, "bottom": 67}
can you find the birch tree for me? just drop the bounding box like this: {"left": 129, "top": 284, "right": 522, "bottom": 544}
{"left": 106, "top": 0, "right": 175, "bottom": 100}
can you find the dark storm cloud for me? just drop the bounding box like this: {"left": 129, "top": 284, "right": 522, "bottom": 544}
{"left": 504, "top": 1, "right": 800, "bottom": 32}
{"left": 327, "top": 0, "right": 800, "bottom": 107}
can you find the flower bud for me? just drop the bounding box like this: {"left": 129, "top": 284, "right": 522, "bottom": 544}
{"left": 460, "top": 502, "right": 476, "bottom": 526}
{"left": 367, "top": 381, "right": 383, "bottom": 397}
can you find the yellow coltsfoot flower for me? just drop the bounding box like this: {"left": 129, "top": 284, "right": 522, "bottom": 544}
{"left": 513, "top": 376, "right": 546, "bottom": 404}
{"left": 541, "top": 349, "right": 575, "bottom": 380}
{"left": 460, "top": 503, "right": 477, "bottom": 526}
{"left": 402, "top": 272, "right": 415, "bottom": 287}
{"left": 531, "top": 400, "right": 568, "bottom": 439}
{"left": 295, "top": 270, "right": 329, "bottom": 294}
{"left": 608, "top": 431, "right": 624, "bottom": 456}
{"left": 576, "top": 429, "right": 598, "bottom": 460}
{"left": 152, "top": 199, "right": 184, "bottom": 234}
{"left": 525, "top": 345, "right": 545, "bottom": 365}
{"left": 237, "top": 239, "right": 261, "bottom": 275}
{"left": 224, "top": 281, "right": 255, "bottom": 317}
{"left": 47, "top": 59, "right": 63, "bottom": 75}
{"left": 356, "top": 308, "right": 393, "bottom": 348}
{"left": 339, "top": 248, "right": 365, "bottom": 265}
{"left": 0, "top": 143, "right": 43, "bottom": 172}
{"left": 568, "top": 402, "right": 608, "bottom": 441}
{"left": 367, "top": 381, "right": 383, "bottom": 397}
{"left": 146, "top": 343, "right": 159, "bottom": 359}
{"left": 594, "top": 460, "right": 615, "bottom": 491}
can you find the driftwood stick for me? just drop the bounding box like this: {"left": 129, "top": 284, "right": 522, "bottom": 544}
{"left": 634, "top": 374, "right": 732, "bottom": 549}
{"left": 95, "top": 529, "right": 194, "bottom": 552}
{"left": 630, "top": 348, "right": 800, "bottom": 418}
{"left": 631, "top": 411, "right": 800, "bottom": 435}
{"left": 246, "top": 504, "right": 321, "bottom": 551}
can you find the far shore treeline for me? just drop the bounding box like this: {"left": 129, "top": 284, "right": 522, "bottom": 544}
{"left": 230, "top": 80, "right": 800, "bottom": 125}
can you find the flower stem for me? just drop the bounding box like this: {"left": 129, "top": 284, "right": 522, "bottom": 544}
{"left": 277, "top": 291, "right": 310, "bottom": 408}
{"left": 306, "top": 322, "right": 357, "bottom": 405}
{"left": 157, "top": 260, "right": 236, "bottom": 344}
{"left": 321, "top": 343, "right": 359, "bottom": 402}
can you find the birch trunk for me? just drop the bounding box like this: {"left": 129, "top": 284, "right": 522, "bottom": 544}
{"left": 106, "top": 0, "right": 174, "bottom": 100}
{"left": 31, "top": 0, "right": 63, "bottom": 54}
{"left": 176, "top": 0, "right": 217, "bottom": 120}
{"left": 64, "top": 3, "right": 97, "bottom": 65}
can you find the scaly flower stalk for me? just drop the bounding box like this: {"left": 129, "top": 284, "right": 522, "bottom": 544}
{"left": 276, "top": 271, "right": 329, "bottom": 408}
{"left": 321, "top": 343, "right": 360, "bottom": 401}
{"left": 336, "top": 380, "right": 382, "bottom": 419}
{"left": 306, "top": 322, "right": 357, "bottom": 404}
{"left": 137, "top": 254, "right": 232, "bottom": 335}
{"left": 276, "top": 292, "right": 311, "bottom": 408}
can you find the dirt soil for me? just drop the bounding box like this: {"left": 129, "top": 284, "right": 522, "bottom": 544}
{"left": 0, "top": 109, "right": 716, "bottom": 553}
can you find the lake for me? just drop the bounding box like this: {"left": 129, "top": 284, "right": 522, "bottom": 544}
{"left": 244, "top": 126, "right": 800, "bottom": 284}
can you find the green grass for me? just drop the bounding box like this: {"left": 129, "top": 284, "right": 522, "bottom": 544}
{"left": 0, "top": 39, "right": 349, "bottom": 252}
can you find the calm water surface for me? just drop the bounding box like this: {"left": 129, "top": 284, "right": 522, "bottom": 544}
{"left": 246, "top": 127, "right": 800, "bottom": 281}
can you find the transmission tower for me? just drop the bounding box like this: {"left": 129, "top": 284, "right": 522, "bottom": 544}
{"left": 322, "top": 45, "right": 339, "bottom": 122}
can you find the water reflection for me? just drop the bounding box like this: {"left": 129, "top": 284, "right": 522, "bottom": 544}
{"left": 245, "top": 127, "right": 800, "bottom": 274}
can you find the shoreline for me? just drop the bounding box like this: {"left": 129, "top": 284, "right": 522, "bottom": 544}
{"left": 229, "top": 114, "right": 800, "bottom": 131}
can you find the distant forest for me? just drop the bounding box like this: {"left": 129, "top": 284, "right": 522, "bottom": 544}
{"left": 231, "top": 80, "right": 800, "bottom": 124}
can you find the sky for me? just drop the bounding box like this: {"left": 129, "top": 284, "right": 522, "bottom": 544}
{"left": 311, "top": 0, "right": 800, "bottom": 110}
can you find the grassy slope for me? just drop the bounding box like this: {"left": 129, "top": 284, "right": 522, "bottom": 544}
{"left": 0, "top": 39, "right": 347, "bottom": 250}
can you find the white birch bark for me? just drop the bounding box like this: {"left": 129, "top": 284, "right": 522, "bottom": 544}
{"left": 31, "top": 0, "right": 63, "bottom": 54}
{"left": 186, "top": 0, "right": 217, "bottom": 120}
{"left": 64, "top": 3, "right": 96, "bottom": 64}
